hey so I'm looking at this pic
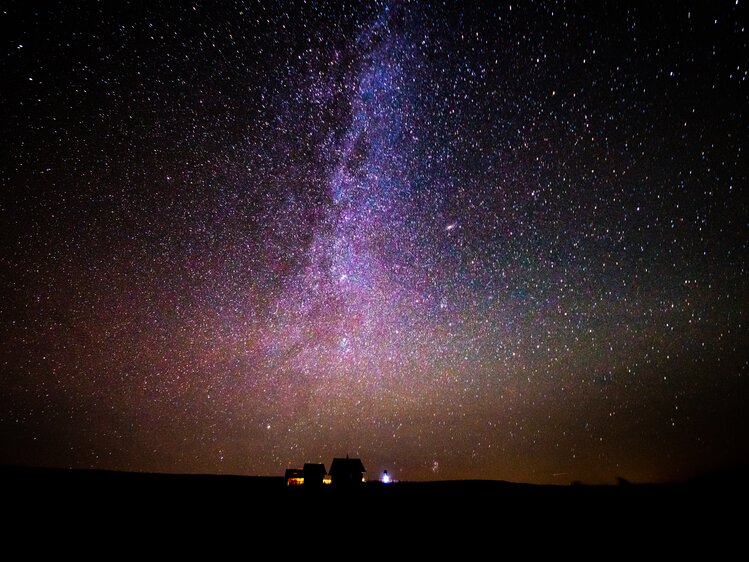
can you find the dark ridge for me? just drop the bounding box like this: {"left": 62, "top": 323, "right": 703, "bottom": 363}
{"left": 3, "top": 463, "right": 746, "bottom": 508}
{"left": 2, "top": 464, "right": 746, "bottom": 548}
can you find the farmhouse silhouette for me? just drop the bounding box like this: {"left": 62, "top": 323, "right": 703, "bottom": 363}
{"left": 285, "top": 456, "right": 366, "bottom": 487}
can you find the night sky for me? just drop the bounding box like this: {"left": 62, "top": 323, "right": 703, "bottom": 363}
{"left": 1, "top": 1, "right": 747, "bottom": 485}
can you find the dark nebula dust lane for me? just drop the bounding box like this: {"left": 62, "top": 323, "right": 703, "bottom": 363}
{"left": 1, "top": 1, "right": 747, "bottom": 484}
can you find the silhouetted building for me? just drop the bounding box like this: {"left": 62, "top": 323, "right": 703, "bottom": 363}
{"left": 285, "top": 468, "right": 304, "bottom": 486}
{"left": 329, "top": 456, "right": 366, "bottom": 486}
{"left": 303, "top": 463, "right": 327, "bottom": 487}
{"left": 285, "top": 464, "right": 329, "bottom": 486}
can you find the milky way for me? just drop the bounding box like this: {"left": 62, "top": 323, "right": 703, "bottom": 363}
{"left": 1, "top": 1, "right": 747, "bottom": 483}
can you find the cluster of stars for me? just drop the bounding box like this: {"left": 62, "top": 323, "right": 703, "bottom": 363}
{"left": 0, "top": 1, "right": 746, "bottom": 484}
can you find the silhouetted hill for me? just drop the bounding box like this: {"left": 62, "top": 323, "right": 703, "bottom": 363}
{"left": 689, "top": 465, "right": 749, "bottom": 487}
{"left": 2, "top": 464, "right": 746, "bottom": 542}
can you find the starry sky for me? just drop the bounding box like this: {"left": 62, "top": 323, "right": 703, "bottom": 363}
{"left": 1, "top": 1, "right": 747, "bottom": 485}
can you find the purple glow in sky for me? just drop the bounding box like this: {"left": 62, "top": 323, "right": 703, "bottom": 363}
{"left": 1, "top": 1, "right": 747, "bottom": 484}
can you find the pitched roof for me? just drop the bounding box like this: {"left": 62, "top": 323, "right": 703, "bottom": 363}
{"left": 303, "top": 463, "right": 327, "bottom": 476}
{"left": 329, "top": 457, "right": 366, "bottom": 473}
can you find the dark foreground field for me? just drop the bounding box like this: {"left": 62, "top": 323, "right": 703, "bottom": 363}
{"left": 2, "top": 464, "right": 745, "bottom": 545}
